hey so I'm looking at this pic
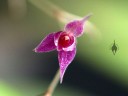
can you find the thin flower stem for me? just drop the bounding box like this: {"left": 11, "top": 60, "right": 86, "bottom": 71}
{"left": 43, "top": 69, "right": 60, "bottom": 96}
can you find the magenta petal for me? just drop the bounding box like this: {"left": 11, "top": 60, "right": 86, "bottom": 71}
{"left": 34, "top": 32, "right": 57, "bottom": 53}
{"left": 54, "top": 31, "right": 64, "bottom": 51}
{"left": 54, "top": 31, "right": 62, "bottom": 46}
{"left": 65, "top": 14, "right": 92, "bottom": 37}
{"left": 58, "top": 47, "right": 76, "bottom": 83}
{"left": 65, "top": 20, "right": 84, "bottom": 37}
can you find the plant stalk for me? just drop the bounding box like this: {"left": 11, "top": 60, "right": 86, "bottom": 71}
{"left": 43, "top": 69, "right": 60, "bottom": 96}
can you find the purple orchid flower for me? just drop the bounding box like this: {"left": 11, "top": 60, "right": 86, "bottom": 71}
{"left": 34, "top": 14, "right": 91, "bottom": 83}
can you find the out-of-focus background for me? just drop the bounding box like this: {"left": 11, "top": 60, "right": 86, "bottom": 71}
{"left": 0, "top": 0, "right": 128, "bottom": 96}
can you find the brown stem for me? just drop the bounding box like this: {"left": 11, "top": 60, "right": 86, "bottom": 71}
{"left": 43, "top": 69, "right": 60, "bottom": 96}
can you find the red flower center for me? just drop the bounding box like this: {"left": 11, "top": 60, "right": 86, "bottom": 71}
{"left": 58, "top": 32, "right": 74, "bottom": 48}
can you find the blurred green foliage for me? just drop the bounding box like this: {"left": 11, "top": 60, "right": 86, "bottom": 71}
{"left": 0, "top": 0, "right": 128, "bottom": 96}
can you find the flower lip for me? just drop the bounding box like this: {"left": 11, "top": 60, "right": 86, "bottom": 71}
{"left": 58, "top": 32, "right": 74, "bottom": 48}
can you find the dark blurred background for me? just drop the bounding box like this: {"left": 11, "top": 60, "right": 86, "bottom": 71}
{"left": 0, "top": 0, "right": 128, "bottom": 96}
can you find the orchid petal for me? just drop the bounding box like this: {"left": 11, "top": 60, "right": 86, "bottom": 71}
{"left": 34, "top": 32, "right": 57, "bottom": 53}
{"left": 65, "top": 14, "right": 92, "bottom": 37}
{"left": 54, "top": 31, "right": 62, "bottom": 46}
{"left": 54, "top": 31, "right": 63, "bottom": 51}
{"left": 65, "top": 20, "right": 83, "bottom": 37}
{"left": 58, "top": 47, "right": 76, "bottom": 83}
